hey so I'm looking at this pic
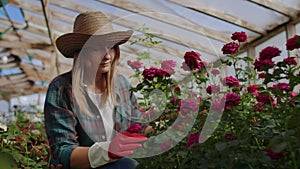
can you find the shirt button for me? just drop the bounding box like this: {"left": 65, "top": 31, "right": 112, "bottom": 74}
{"left": 96, "top": 115, "right": 100, "bottom": 119}
{"left": 101, "top": 135, "right": 106, "bottom": 139}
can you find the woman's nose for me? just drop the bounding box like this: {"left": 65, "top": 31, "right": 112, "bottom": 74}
{"left": 103, "top": 53, "right": 111, "bottom": 60}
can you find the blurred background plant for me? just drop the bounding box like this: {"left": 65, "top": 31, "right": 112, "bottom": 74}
{"left": 0, "top": 106, "right": 50, "bottom": 169}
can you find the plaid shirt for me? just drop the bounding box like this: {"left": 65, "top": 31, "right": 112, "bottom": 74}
{"left": 44, "top": 71, "right": 142, "bottom": 168}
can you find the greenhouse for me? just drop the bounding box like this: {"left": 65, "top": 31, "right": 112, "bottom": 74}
{"left": 0, "top": 0, "right": 299, "bottom": 168}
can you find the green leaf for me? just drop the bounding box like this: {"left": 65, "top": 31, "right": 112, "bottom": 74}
{"left": 242, "top": 57, "right": 253, "bottom": 62}
{"left": 286, "top": 114, "right": 300, "bottom": 129}
{"left": 136, "top": 83, "right": 144, "bottom": 90}
{"left": 137, "top": 52, "right": 150, "bottom": 61}
{"left": 215, "top": 142, "right": 227, "bottom": 151}
{"left": 138, "top": 102, "right": 147, "bottom": 107}
{"left": 273, "top": 68, "right": 284, "bottom": 76}
{"left": 0, "top": 152, "right": 17, "bottom": 169}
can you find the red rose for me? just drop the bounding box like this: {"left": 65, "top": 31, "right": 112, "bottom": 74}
{"left": 258, "top": 72, "right": 266, "bottom": 78}
{"left": 182, "top": 51, "right": 206, "bottom": 71}
{"left": 247, "top": 85, "right": 259, "bottom": 95}
{"left": 169, "top": 96, "right": 178, "bottom": 104}
{"left": 127, "top": 60, "right": 143, "bottom": 69}
{"left": 186, "top": 133, "right": 201, "bottom": 148}
{"left": 225, "top": 92, "right": 241, "bottom": 107}
{"left": 126, "top": 124, "right": 143, "bottom": 133}
{"left": 254, "top": 102, "right": 264, "bottom": 111}
{"left": 231, "top": 31, "right": 247, "bottom": 42}
{"left": 221, "top": 76, "right": 240, "bottom": 87}
{"left": 283, "top": 57, "right": 297, "bottom": 65}
{"left": 206, "top": 85, "right": 220, "bottom": 94}
{"left": 272, "top": 82, "right": 290, "bottom": 92}
{"left": 142, "top": 67, "right": 170, "bottom": 80}
{"left": 174, "top": 86, "right": 181, "bottom": 93}
{"left": 256, "top": 94, "right": 273, "bottom": 105}
{"left": 225, "top": 132, "right": 237, "bottom": 142}
{"left": 259, "top": 46, "right": 281, "bottom": 60}
{"left": 264, "top": 149, "right": 284, "bottom": 160}
{"left": 286, "top": 35, "right": 300, "bottom": 50}
{"left": 254, "top": 59, "right": 274, "bottom": 71}
{"left": 222, "top": 42, "right": 239, "bottom": 55}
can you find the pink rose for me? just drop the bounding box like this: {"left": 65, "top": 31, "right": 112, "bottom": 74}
{"left": 286, "top": 35, "right": 300, "bottom": 50}
{"left": 211, "top": 100, "right": 224, "bottom": 113}
{"left": 161, "top": 60, "right": 176, "bottom": 75}
{"left": 186, "top": 133, "right": 201, "bottom": 148}
{"left": 160, "top": 140, "right": 171, "bottom": 151}
{"left": 127, "top": 60, "right": 143, "bottom": 69}
{"left": 221, "top": 42, "right": 239, "bottom": 55}
{"left": 178, "top": 98, "right": 199, "bottom": 115}
{"left": 231, "top": 31, "right": 247, "bottom": 42}
{"left": 221, "top": 76, "right": 240, "bottom": 87}
{"left": 290, "top": 92, "right": 298, "bottom": 97}
{"left": 211, "top": 68, "right": 220, "bottom": 75}
{"left": 283, "top": 57, "right": 297, "bottom": 65}
{"left": 259, "top": 46, "right": 281, "bottom": 60}
{"left": 126, "top": 124, "right": 143, "bottom": 133}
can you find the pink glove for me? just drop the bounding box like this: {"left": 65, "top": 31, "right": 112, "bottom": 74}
{"left": 108, "top": 131, "right": 147, "bottom": 159}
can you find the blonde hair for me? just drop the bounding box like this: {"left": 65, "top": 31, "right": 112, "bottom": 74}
{"left": 72, "top": 46, "right": 120, "bottom": 117}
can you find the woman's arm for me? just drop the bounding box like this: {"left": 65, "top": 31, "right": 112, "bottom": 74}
{"left": 70, "top": 147, "right": 90, "bottom": 169}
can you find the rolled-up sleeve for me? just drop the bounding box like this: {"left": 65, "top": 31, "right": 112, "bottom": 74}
{"left": 117, "top": 74, "right": 148, "bottom": 132}
{"left": 44, "top": 77, "right": 78, "bottom": 169}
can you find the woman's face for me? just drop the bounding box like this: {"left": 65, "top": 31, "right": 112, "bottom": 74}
{"left": 84, "top": 46, "right": 116, "bottom": 74}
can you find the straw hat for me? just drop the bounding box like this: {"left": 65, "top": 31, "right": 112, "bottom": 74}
{"left": 56, "top": 11, "right": 133, "bottom": 58}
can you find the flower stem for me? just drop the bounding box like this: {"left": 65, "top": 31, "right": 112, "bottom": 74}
{"left": 176, "top": 154, "right": 181, "bottom": 168}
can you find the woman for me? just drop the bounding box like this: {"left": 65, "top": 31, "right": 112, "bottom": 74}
{"left": 44, "top": 11, "right": 149, "bottom": 169}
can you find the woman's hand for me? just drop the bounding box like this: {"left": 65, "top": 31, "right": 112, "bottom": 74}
{"left": 108, "top": 131, "right": 147, "bottom": 159}
{"left": 144, "top": 125, "right": 154, "bottom": 135}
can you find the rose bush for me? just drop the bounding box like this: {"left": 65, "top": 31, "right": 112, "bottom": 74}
{"left": 128, "top": 31, "right": 300, "bottom": 169}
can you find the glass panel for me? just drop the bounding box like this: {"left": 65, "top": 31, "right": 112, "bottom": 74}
{"left": 272, "top": 0, "right": 300, "bottom": 9}
{"left": 0, "top": 4, "right": 25, "bottom": 24}
{"left": 0, "top": 68, "right": 22, "bottom": 76}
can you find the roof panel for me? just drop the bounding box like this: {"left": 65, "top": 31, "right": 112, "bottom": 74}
{"left": 0, "top": 0, "right": 300, "bottom": 99}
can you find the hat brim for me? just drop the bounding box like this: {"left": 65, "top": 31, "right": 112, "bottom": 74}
{"left": 55, "top": 30, "right": 133, "bottom": 58}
